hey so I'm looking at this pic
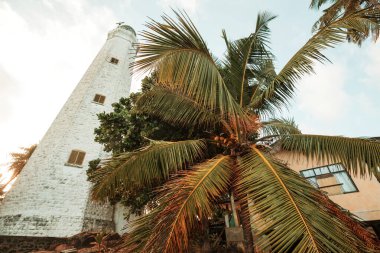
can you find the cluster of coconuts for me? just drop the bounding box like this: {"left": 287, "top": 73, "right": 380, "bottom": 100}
{"left": 213, "top": 134, "right": 237, "bottom": 148}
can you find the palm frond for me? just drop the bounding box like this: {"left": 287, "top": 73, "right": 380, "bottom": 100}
{"left": 136, "top": 86, "right": 220, "bottom": 128}
{"left": 279, "top": 134, "right": 380, "bottom": 177}
{"left": 311, "top": 0, "right": 380, "bottom": 45}
{"left": 1, "top": 144, "right": 37, "bottom": 194}
{"left": 253, "top": 7, "right": 380, "bottom": 112}
{"left": 221, "top": 12, "right": 276, "bottom": 107}
{"left": 247, "top": 59, "right": 280, "bottom": 117}
{"left": 309, "top": 0, "right": 330, "bottom": 9}
{"left": 122, "top": 205, "right": 164, "bottom": 252}
{"left": 129, "top": 156, "right": 232, "bottom": 253}
{"left": 136, "top": 10, "right": 253, "bottom": 135}
{"left": 317, "top": 193, "right": 380, "bottom": 250}
{"left": 261, "top": 118, "right": 301, "bottom": 137}
{"left": 236, "top": 146, "right": 368, "bottom": 252}
{"left": 90, "top": 139, "right": 207, "bottom": 201}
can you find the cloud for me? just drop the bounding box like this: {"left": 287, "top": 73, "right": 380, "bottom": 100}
{"left": 0, "top": 0, "right": 119, "bottom": 166}
{"left": 363, "top": 44, "right": 380, "bottom": 91}
{"left": 294, "top": 63, "right": 349, "bottom": 122}
{"left": 157, "top": 0, "right": 201, "bottom": 14}
{"left": 0, "top": 66, "right": 19, "bottom": 123}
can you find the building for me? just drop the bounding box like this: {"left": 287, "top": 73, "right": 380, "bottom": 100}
{"left": 275, "top": 149, "right": 380, "bottom": 239}
{"left": 0, "top": 24, "right": 137, "bottom": 238}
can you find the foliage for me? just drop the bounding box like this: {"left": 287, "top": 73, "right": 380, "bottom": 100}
{"left": 90, "top": 4, "right": 380, "bottom": 253}
{"left": 0, "top": 144, "right": 37, "bottom": 196}
{"left": 91, "top": 232, "right": 109, "bottom": 253}
{"left": 93, "top": 75, "right": 196, "bottom": 154}
{"left": 88, "top": 74, "right": 211, "bottom": 216}
{"left": 310, "top": 0, "right": 380, "bottom": 45}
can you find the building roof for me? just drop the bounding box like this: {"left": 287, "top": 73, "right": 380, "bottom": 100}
{"left": 118, "top": 24, "right": 136, "bottom": 36}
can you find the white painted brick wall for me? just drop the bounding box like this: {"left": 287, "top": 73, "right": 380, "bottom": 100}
{"left": 0, "top": 26, "right": 137, "bottom": 238}
{"left": 113, "top": 203, "right": 137, "bottom": 235}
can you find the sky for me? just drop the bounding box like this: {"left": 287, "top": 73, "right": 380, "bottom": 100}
{"left": 0, "top": 0, "right": 379, "bottom": 169}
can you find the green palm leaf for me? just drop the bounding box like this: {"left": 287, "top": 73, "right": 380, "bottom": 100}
{"left": 222, "top": 12, "right": 276, "bottom": 107}
{"left": 253, "top": 7, "right": 380, "bottom": 112}
{"left": 311, "top": 0, "right": 380, "bottom": 45}
{"left": 90, "top": 139, "right": 207, "bottom": 201}
{"left": 122, "top": 204, "right": 164, "bottom": 252}
{"left": 136, "top": 86, "right": 220, "bottom": 128}
{"left": 1, "top": 144, "right": 37, "bottom": 195}
{"left": 128, "top": 156, "right": 232, "bottom": 253}
{"left": 261, "top": 118, "right": 301, "bottom": 137}
{"left": 279, "top": 134, "right": 380, "bottom": 177}
{"left": 247, "top": 59, "right": 280, "bottom": 116}
{"left": 136, "top": 10, "right": 253, "bottom": 134}
{"left": 237, "top": 146, "right": 367, "bottom": 252}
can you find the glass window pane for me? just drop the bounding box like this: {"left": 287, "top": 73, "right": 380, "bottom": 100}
{"left": 307, "top": 177, "right": 318, "bottom": 188}
{"left": 301, "top": 169, "right": 315, "bottom": 177}
{"left": 335, "top": 172, "right": 356, "bottom": 192}
{"left": 314, "top": 167, "right": 329, "bottom": 175}
{"left": 329, "top": 164, "right": 344, "bottom": 172}
{"left": 320, "top": 166, "right": 329, "bottom": 174}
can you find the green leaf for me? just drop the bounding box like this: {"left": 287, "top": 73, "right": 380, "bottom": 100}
{"left": 221, "top": 12, "right": 276, "bottom": 107}
{"left": 279, "top": 134, "right": 380, "bottom": 177}
{"left": 136, "top": 87, "right": 220, "bottom": 128}
{"left": 90, "top": 139, "right": 207, "bottom": 201}
{"left": 236, "top": 146, "right": 367, "bottom": 252}
{"left": 254, "top": 7, "right": 380, "bottom": 112}
{"left": 135, "top": 10, "right": 253, "bottom": 135}
{"left": 261, "top": 118, "right": 301, "bottom": 137}
{"left": 311, "top": 1, "right": 380, "bottom": 45}
{"left": 129, "top": 156, "right": 232, "bottom": 253}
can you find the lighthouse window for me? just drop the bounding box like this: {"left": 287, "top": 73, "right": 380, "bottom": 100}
{"left": 110, "top": 57, "right": 119, "bottom": 65}
{"left": 93, "top": 94, "right": 106, "bottom": 104}
{"left": 66, "top": 150, "right": 86, "bottom": 166}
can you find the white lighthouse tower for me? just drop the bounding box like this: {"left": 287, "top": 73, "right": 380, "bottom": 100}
{"left": 0, "top": 24, "right": 137, "bottom": 237}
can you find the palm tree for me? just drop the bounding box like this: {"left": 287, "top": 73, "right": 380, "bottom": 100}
{"left": 310, "top": 0, "right": 380, "bottom": 44}
{"left": 89, "top": 6, "right": 380, "bottom": 253}
{"left": 0, "top": 144, "right": 37, "bottom": 196}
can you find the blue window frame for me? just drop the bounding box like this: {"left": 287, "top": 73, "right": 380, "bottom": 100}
{"left": 300, "top": 163, "right": 358, "bottom": 195}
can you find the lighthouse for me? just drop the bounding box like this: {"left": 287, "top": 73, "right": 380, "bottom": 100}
{"left": 0, "top": 24, "right": 137, "bottom": 237}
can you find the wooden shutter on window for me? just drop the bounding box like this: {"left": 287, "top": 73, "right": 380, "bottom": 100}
{"left": 110, "top": 57, "right": 119, "bottom": 64}
{"left": 76, "top": 151, "right": 85, "bottom": 165}
{"left": 67, "top": 150, "right": 86, "bottom": 166}
{"left": 67, "top": 151, "right": 78, "bottom": 164}
{"left": 98, "top": 95, "right": 106, "bottom": 104}
{"left": 93, "top": 94, "right": 106, "bottom": 104}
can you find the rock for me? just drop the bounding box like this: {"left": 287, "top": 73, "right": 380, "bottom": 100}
{"left": 54, "top": 244, "right": 72, "bottom": 252}
{"left": 77, "top": 247, "right": 99, "bottom": 253}
{"left": 61, "top": 249, "right": 78, "bottom": 253}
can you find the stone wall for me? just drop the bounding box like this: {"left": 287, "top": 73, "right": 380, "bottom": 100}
{"left": 0, "top": 236, "right": 67, "bottom": 253}
{"left": 82, "top": 200, "right": 114, "bottom": 232}
{"left": 113, "top": 203, "right": 137, "bottom": 235}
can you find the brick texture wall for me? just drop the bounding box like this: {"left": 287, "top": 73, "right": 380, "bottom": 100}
{"left": 0, "top": 26, "right": 137, "bottom": 237}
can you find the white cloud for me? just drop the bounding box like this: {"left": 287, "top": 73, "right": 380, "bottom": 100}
{"left": 363, "top": 44, "right": 380, "bottom": 90}
{"left": 157, "top": 0, "right": 201, "bottom": 14}
{"left": 0, "top": 1, "right": 118, "bottom": 167}
{"left": 295, "top": 63, "right": 349, "bottom": 122}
